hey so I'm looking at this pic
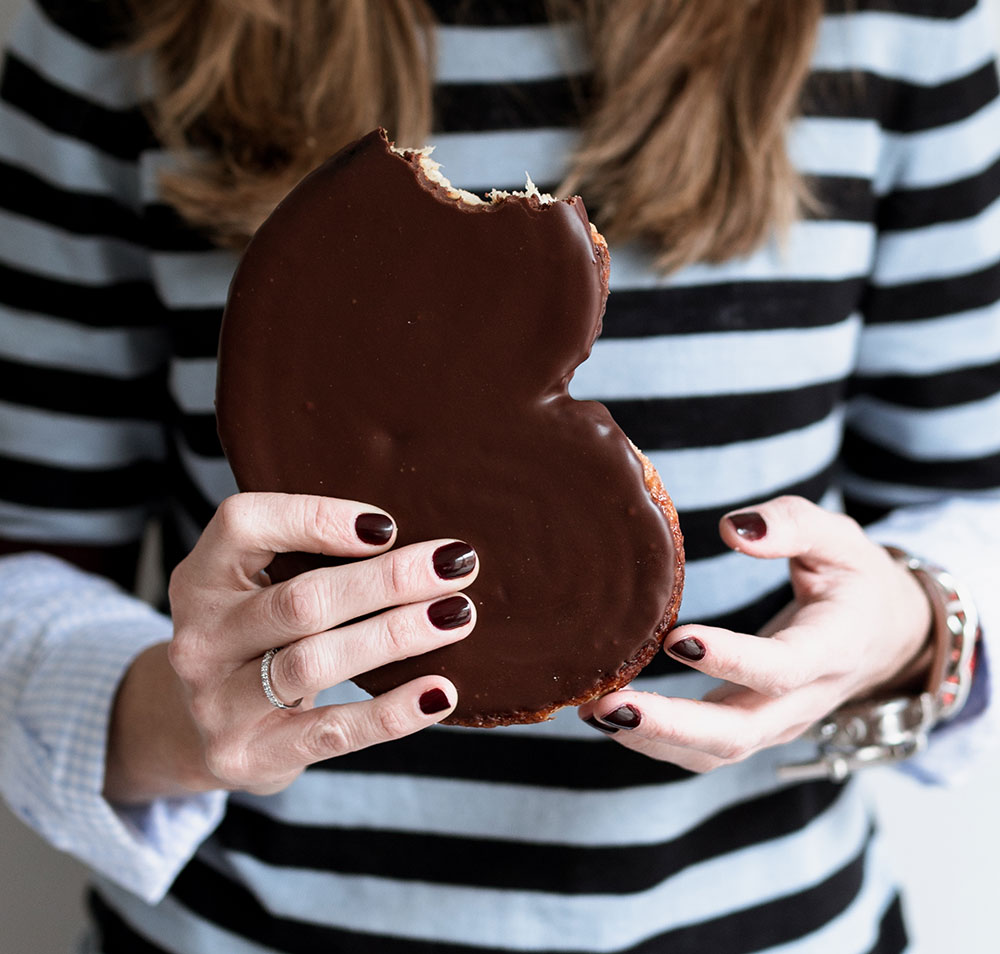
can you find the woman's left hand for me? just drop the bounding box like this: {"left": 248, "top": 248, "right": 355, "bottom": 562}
{"left": 577, "top": 495, "right": 933, "bottom": 772}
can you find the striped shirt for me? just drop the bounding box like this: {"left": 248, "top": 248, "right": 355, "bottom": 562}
{"left": 1, "top": 1, "right": 1000, "bottom": 952}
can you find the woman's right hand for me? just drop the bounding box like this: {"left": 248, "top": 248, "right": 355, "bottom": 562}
{"left": 104, "top": 492, "right": 478, "bottom": 802}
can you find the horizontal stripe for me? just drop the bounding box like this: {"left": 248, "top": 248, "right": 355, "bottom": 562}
{"left": 825, "top": 0, "right": 975, "bottom": 19}
{"left": 435, "top": 75, "right": 581, "bottom": 133}
{"left": 0, "top": 399, "right": 164, "bottom": 467}
{"left": 677, "top": 542, "right": 796, "bottom": 621}
{"left": 613, "top": 220, "right": 875, "bottom": 289}
{"left": 1, "top": 54, "right": 151, "bottom": 162}
{"left": 0, "top": 257, "right": 160, "bottom": 326}
{"left": 36, "top": 0, "right": 132, "bottom": 50}
{"left": 876, "top": 154, "right": 1000, "bottom": 232}
{"left": 813, "top": 6, "right": 995, "bottom": 87}
{"left": 428, "top": 0, "right": 552, "bottom": 26}
{"left": 602, "top": 278, "right": 864, "bottom": 337}
{"left": 862, "top": 258, "right": 1000, "bottom": 324}
{"left": 756, "top": 834, "right": 901, "bottom": 954}
{"left": 857, "top": 300, "right": 1000, "bottom": 375}
{"left": 574, "top": 316, "right": 860, "bottom": 400}
{"left": 0, "top": 103, "right": 141, "bottom": 207}
{"left": 604, "top": 380, "right": 842, "bottom": 449}
{"left": 875, "top": 94, "right": 1000, "bottom": 193}
{"left": 803, "top": 62, "right": 999, "bottom": 134}
{"left": 675, "top": 465, "right": 834, "bottom": 563}
{"left": 841, "top": 431, "right": 1000, "bottom": 490}
{"left": 0, "top": 158, "right": 143, "bottom": 242}
{"left": 871, "top": 195, "right": 1000, "bottom": 287}
{"left": 174, "top": 434, "right": 238, "bottom": 509}
{"left": 10, "top": 0, "right": 146, "bottom": 111}
{"left": 0, "top": 207, "right": 148, "bottom": 285}
{"left": 422, "top": 127, "right": 577, "bottom": 192}
{"left": 851, "top": 358, "right": 1000, "bottom": 410}
{"left": 846, "top": 391, "right": 1000, "bottom": 460}
{"left": 184, "top": 788, "right": 869, "bottom": 951}
{"left": 789, "top": 116, "right": 882, "bottom": 180}
{"left": 0, "top": 303, "right": 167, "bottom": 377}
{"left": 214, "top": 781, "right": 842, "bottom": 894}
{"left": 164, "top": 307, "right": 224, "bottom": 358}
{"left": 0, "top": 355, "right": 163, "bottom": 419}
{"left": 435, "top": 22, "right": 588, "bottom": 84}
{"left": 149, "top": 249, "right": 238, "bottom": 309}
{"left": 242, "top": 742, "right": 808, "bottom": 840}
{"left": 645, "top": 412, "right": 843, "bottom": 511}
{"left": 840, "top": 473, "right": 1000, "bottom": 508}
{"left": 168, "top": 359, "right": 216, "bottom": 413}
{"left": 0, "top": 452, "right": 160, "bottom": 510}
{"left": 0, "top": 498, "right": 149, "bottom": 545}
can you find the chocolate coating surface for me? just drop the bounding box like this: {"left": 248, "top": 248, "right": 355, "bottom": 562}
{"left": 216, "top": 129, "right": 683, "bottom": 725}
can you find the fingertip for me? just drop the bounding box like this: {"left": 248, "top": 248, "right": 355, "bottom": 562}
{"left": 419, "top": 687, "right": 452, "bottom": 715}
{"left": 721, "top": 510, "right": 767, "bottom": 547}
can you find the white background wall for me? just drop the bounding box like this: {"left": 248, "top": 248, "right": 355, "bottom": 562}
{"left": 1, "top": 0, "right": 999, "bottom": 951}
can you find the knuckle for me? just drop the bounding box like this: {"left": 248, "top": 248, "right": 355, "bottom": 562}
{"left": 298, "top": 718, "right": 352, "bottom": 762}
{"left": 381, "top": 552, "right": 419, "bottom": 601}
{"left": 378, "top": 610, "right": 420, "bottom": 659}
{"left": 204, "top": 741, "right": 249, "bottom": 786}
{"left": 305, "top": 499, "right": 345, "bottom": 548}
{"left": 214, "top": 494, "right": 255, "bottom": 543}
{"left": 273, "top": 578, "right": 323, "bottom": 632}
{"left": 276, "top": 641, "right": 318, "bottom": 697}
{"left": 373, "top": 701, "right": 412, "bottom": 740}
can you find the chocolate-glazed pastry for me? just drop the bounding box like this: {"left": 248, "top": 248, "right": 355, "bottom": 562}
{"left": 216, "top": 128, "right": 684, "bottom": 726}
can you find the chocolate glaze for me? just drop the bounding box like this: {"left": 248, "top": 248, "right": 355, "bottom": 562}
{"left": 216, "top": 129, "right": 683, "bottom": 726}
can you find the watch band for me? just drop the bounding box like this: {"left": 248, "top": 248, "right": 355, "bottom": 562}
{"left": 778, "top": 546, "right": 980, "bottom": 782}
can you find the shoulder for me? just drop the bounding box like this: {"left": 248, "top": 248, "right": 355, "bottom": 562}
{"left": 33, "top": 0, "right": 134, "bottom": 50}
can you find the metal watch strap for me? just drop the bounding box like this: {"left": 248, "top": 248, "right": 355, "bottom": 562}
{"left": 778, "top": 546, "right": 980, "bottom": 782}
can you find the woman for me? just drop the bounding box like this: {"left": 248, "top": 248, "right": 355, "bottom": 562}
{"left": 1, "top": 1, "right": 998, "bottom": 951}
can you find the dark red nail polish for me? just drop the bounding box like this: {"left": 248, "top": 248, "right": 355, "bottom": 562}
{"left": 598, "top": 704, "right": 641, "bottom": 730}
{"left": 356, "top": 512, "right": 394, "bottom": 545}
{"left": 427, "top": 596, "right": 472, "bottom": 630}
{"left": 584, "top": 715, "right": 619, "bottom": 735}
{"left": 419, "top": 688, "right": 451, "bottom": 715}
{"left": 433, "top": 542, "right": 477, "bottom": 579}
{"left": 728, "top": 511, "right": 766, "bottom": 541}
{"left": 668, "top": 637, "right": 706, "bottom": 661}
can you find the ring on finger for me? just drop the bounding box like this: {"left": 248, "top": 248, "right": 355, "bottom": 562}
{"left": 261, "top": 647, "right": 303, "bottom": 710}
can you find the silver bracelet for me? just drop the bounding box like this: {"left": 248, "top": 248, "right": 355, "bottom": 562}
{"left": 778, "top": 546, "right": 980, "bottom": 782}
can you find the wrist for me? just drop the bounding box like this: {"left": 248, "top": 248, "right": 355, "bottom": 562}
{"left": 104, "top": 642, "right": 217, "bottom": 803}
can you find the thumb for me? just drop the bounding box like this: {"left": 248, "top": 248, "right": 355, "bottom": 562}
{"left": 720, "top": 495, "right": 869, "bottom": 573}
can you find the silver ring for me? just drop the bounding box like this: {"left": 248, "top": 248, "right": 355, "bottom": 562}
{"left": 260, "top": 647, "right": 302, "bottom": 710}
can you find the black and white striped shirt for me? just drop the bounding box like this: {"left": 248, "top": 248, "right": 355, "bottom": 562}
{"left": 1, "top": 1, "right": 999, "bottom": 952}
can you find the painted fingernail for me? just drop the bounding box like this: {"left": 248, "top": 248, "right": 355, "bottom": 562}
{"left": 727, "top": 511, "right": 766, "bottom": 541}
{"left": 433, "top": 542, "right": 477, "bottom": 579}
{"left": 668, "top": 637, "right": 706, "bottom": 661}
{"left": 597, "top": 704, "right": 642, "bottom": 730}
{"left": 419, "top": 688, "right": 451, "bottom": 715}
{"left": 356, "top": 512, "right": 395, "bottom": 545}
{"left": 427, "top": 595, "right": 472, "bottom": 630}
{"left": 584, "top": 715, "right": 619, "bottom": 735}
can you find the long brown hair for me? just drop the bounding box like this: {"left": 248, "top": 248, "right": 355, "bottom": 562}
{"left": 128, "top": 0, "right": 823, "bottom": 272}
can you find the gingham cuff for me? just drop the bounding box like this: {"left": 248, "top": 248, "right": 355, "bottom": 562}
{"left": 0, "top": 552, "right": 226, "bottom": 903}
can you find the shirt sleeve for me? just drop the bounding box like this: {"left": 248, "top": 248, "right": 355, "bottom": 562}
{"left": 842, "top": 0, "right": 1000, "bottom": 782}
{"left": 0, "top": 2, "right": 226, "bottom": 900}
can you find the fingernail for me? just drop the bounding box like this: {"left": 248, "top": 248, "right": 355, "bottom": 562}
{"left": 419, "top": 688, "right": 451, "bottom": 715}
{"left": 433, "top": 542, "right": 477, "bottom": 579}
{"left": 584, "top": 715, "right": 619, "bottom": 735}
{"left": 597, "top": 704, "right": 642, "bottom": 730}
{"left": 356, "top": 512, "right": 394, "bottom": 545}
{"left": 427, "top": 595, "right": 472, "bottom": 630}
{"left": 727, "top": 511, "right": 766, "bottom": 541}
{"left": 668, "top": 637, "right": 706, "bottom": 661}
